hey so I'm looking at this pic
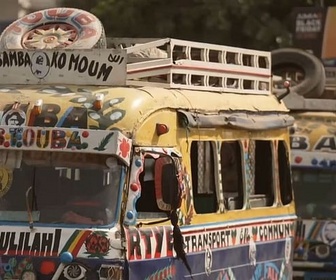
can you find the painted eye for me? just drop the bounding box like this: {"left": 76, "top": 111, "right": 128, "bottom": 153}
{"left": 109, "top": 97, "right": 124, "bottom": 106}
{"left": 89, "top": 112, "right": 100, "bottom": 120}
{"left": 108, "top": 109, "right": 125, "bottom": 123}
{"left": 314, "top": 244, "right": 330, "bottom": 259}
{"left": 62, "top": 264, "right": 87, "bottom": 280}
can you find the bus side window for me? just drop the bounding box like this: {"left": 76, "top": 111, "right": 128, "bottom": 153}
{"left": 220, "top": 141, "right": 244, "bottom": 210}
{"left": 278, "top": 141, "right": 292, "bottom": 205}
{"left": 250, "top": 140, "right": 274, "bottom": 208}
{"left": 190, "top": 141, "right": 218, "bottom": 214}
{"left": 136, "top": 157, "right": 163, "bottom": 216}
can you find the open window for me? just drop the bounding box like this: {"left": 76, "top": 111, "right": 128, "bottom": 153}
{"left": 190, "top": 141, "right": 218, "bottom": 213}
{"left": 278, "top": 141, "right": 292, "bottom": 205}
{"left": 136, "top": 155, "right": 181, "bottom": 218}
{"left": 220, "top": 141, "right": 244, "bottom": 210}
{"left": 250, "top": 140, "right": 274, "bottom": 208}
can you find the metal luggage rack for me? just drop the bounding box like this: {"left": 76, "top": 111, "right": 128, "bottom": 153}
{"left": 110, "top": 37, "right": 272, "bottom": 95}
{"left": 0, "top": 37, "right": 271, "bottom": 93}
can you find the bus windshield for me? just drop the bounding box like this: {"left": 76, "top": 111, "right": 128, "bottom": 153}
{"left": 0, "top": 151, "right": 123, "bottom": 226}
{"left": 293, "top": 167, "right": 336, "bottom": 219}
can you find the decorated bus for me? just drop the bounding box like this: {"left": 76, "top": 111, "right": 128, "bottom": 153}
{"left": 272, "top": 47, "right": 336, "bottom": 279}
{"left": 0, "top": 8, "right": 296, "bottom": 280}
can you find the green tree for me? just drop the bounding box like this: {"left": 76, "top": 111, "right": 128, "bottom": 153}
{"left": 61, "top": 0, "right": 320, "bottom": 50}
{"left": 61, "top": 0, "right": 100, "bottom": 11}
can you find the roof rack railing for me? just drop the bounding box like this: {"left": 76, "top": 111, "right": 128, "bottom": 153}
{"left": 107, "top": 37, "right": 162, "bottom": 49}
{"left": 109, "top": 37, "right": 272, "bottom": 94}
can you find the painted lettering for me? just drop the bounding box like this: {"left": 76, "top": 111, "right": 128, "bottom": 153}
{"left": 184, "top": 229, "right": 231, "bottom": 253}
{"left": 0, "top": 51, "right": 31, "bottom": 67}
{"left": 33, "top": 103, "right": 60, "bottom": 127}
{"left": 0, "top": 229, "right": 61, "bottom": 257}
{"left": 314, "top": 136, "right": 336, "bottom": 151}
{"left": 127, "top": 227, "right": 173, "bottom": 260}
{"left": 37, "top": 130, "right": 49, "bottom": 148}
{"left": 41, "top": 233, "right": 54, "bottom": 256}
{"left": 153, "top": 227, "right": 164, "bottom": 258}
{"left": 51, "top": 130, "right": 67, "bottom": 149}
{"left": 290, "top": 135, "right": 309, "bottom": 150}
{"left": 0, "top": 127, "right": 89, "bottom": 152}
{"left": 239, "top": 227, "right": 250, "bottom": 244}
{"left": 51, "top": 52, "right": 113, "bottom": 81}
{"left": 290, "top": 134, "right": 336, "bottom": 151}
{"left": 0, "top": 50, "right": 116, "bottom": 82}
{"left": 108, "top": 54, "right": 125, "bottom": 65}
{"left": 182, "top": 222, "right": 293, "bottom": 254}
{"left": 128, "top": 228, "right": 141, "bottom": 260}
{"left": 141, "top": 229, "right": 152, "bottom": 259}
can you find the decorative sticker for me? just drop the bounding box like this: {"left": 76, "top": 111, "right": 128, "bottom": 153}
{"left": 1, "top": 109, "right": 26, "bottom": 126}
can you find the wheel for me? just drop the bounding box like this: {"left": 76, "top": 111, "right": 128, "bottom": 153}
{"left": 0, "top": 7, "right": 106, "bottom": 49}
{"left": 271, "top": 48, "right": 326, "bottom": 98}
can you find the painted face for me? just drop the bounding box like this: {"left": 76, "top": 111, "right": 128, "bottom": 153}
{"left": 1, "top": 109, "right": 26, "bottom": 126}
{"left": 325, "top": 223, "right": 336, "bottom": 242}
{"left": 8, "top": 115, "right": 19, "bottom": 125}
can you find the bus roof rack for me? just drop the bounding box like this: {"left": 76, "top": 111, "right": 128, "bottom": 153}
{"left": 0, "top": 37, "right": 272, "bottom": 94}
{"left": 120, "top": 38, "right": 272, "bottom": 94}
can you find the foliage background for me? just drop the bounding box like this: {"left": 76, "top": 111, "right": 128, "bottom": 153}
{"left": 61, "top": 0, "right": 336, "bottom": 50}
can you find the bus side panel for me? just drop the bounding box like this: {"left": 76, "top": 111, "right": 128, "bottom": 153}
{"left": 128, "top": 239, "right": 293, "bottom": 279}
{"left": 126, "top": 220, "right": 294, "bottom": 280}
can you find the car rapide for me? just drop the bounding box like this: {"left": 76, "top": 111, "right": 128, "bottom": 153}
{"left": 272, "top": 44, "right": 336, "bottom": 279}
{"left": 0, "top": 7, "right": 296, "bottom": 280}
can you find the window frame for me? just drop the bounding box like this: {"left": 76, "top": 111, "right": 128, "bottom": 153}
{"left": 277, "top": 140, "right": 293, "bottom": 206}
{"left": 190, "top": 140, "right": 219, "bottom": 214}
{"left": 219, "top": 140, "right": 245, "bottom": 211}
{"left": 246, "top": 139, "right": 276, "bottom": 208}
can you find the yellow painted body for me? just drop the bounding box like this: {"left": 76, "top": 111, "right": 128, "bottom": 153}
{"left": 0, "top": 84, "right": 296, "bottom": 223}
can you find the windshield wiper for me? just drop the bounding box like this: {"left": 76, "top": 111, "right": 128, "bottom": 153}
{"left": 25, "top": 186, "right": 34, "bottom": 229}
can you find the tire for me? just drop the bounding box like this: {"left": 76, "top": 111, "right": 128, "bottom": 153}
{"left": 0, "top": 7, "right": 106, "bottom": 50}
{"left": 271, "top": 48, "right": 326, "bottom": 98}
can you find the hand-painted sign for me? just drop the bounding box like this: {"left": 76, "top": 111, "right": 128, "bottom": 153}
{"left": 0, "top": 126, "right": 132, "bottom": 165}
{"left": 290, "top": 117, "right": 336, "bottom": 167}
{"left": 125, "top": 220, "right": 294, "bottom": 260}
{"left": 0, "top": 49, "right": 127, "bottom": 86}
{"left": 0, "top": 229, "right": 61, "bottom": 257}
{"left": 126, "top": 227, "right": 174, "bottom": 260}
{"left": 182, "top": 221, "right": 293, "bottom": 254}
{"left": 291, "top": 135, "right": 336, "bottom": 152}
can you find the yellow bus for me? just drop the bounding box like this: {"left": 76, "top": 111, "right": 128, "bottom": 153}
{"left": 0, "top": 8, "right": 296, "bottom": 280}
{"left": 272, "top": 47, "right": 336, "bottom": 279}
{"left": 290, "top": 111, "right": 336, "bottom": 280}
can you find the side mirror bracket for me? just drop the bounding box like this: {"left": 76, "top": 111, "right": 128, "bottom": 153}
{"left": 275, "top": 80, "right": 291, "bottom": 102}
